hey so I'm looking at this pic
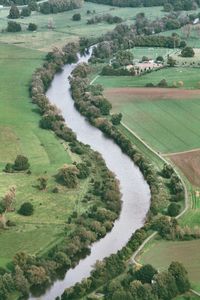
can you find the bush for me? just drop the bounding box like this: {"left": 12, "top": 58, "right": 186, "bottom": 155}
{"left": 156, "top": 56, "right": 164, "bottom": 62}
{"left": 181, "top": 47, "right": 195, "bottom": 57}
{"left": 168, "top": 202, "right": 181, "bottom": 217}
{"left": 4, "top": 163, "right": 13, "bottom": 173}
{"left": 20, "top": 7, "right": 31, "bottom": 17}
{"left": 145, "top": 83, "right": 155, "bottom": 87}
{"left": 18, "top": 202, "right": 34, "bottom": 216}
{"left": 72, "top": 13, "right": 81, "bottom": 21}
{"left": 157, "top": 79, "right": 168, "bottom": 88}
{"left": 7, "top": 21, "right": 21, "bottom": 32}
{"left": 135, "top": 264, "right": 157, "bottom": 283}
{"left": 8, "top": 4, "right": 20, "bottom": 19}
{"left": 28, "top": 23, "right": 37, "bottom": 31}
{"left": 13, "top": 155, "right": 30, "bottom": 171}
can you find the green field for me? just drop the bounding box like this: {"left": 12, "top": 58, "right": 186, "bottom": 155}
{"left": 0, "top": 3, "right": 166, "bottom": 51}
{"left": 139, "top": 239, "right": 200, "bottom": 293}
{"left": 0, "top": 44, "right": 91, "bottom": 267}
{"left": 161, "top": 25, "right": 200, "bottom": 48}
{"left": 106, "top": 93, "right": 200, "bottom": 153}
{"left": 131, "top": 46, "right": 176, "bottom": 61}
{"left": 96, "top": 67, "right": 200, "bottom": 89}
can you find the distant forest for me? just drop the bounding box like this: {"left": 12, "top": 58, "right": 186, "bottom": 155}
{"left": 85, "top": 0, "right": 200, "bottom": 10}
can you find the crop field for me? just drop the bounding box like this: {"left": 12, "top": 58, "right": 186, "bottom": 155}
{"left": 0, "top": 44, "right": 91, "bottom": 267}
{"left": 0, "top": 3, "right": 166, "bottom": 51}
{"left": 139, "top": 239, "right": 200, "bottom": 292}
{"left": 104, "top": 87, "right": 200, "bottom": 153}
{"left": 95, "top": 67, "right": 200, "bottom": 89}
{"left": 169, "top": 150, "right": 200, "bottom": 187}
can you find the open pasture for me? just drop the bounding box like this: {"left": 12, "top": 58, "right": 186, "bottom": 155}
{"left": 0, "top": 44, "right": 91, "bottom": 267}
{"left": 0, "top": 3, "right": 166, "bottom": 51}
{"left": 96, "top": 67, "right": 200, "bottom": 89}
{"left": 104, "top": 87, "right": 200, "bottom": 153}
{"left": 139, "top": 239, "right": 200, "bottom": 292}
{"left": 131, "top": 46, "right": 176, "bottom": 61}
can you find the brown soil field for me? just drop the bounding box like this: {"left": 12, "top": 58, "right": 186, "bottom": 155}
{"left": 169, "top": 150, "right": 200, "bottom": 187}
{"left": 104, "top": 87, "right": 200, "bottom": 104}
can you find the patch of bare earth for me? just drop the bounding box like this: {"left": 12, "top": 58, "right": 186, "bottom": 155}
{"left": 104, "top": 87, "right": 200, "bottom": 106}
{"left": 169, "top": 150, "right": 200, "bottom": 187}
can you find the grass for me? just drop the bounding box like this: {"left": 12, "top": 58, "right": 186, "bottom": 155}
{"left": 139, "top": 238, "right": 200, "bottom": 293}
{"left": 0, "top": 3, "right": 166, "bottom": 51}
{"left": 0, "top": 43, "right": 91, "bottom": 267}
{"left": 106, "top": 93, "right": 200, "bottom": 153}
{"left": 130, "top": 46, "right": 176, "bottom": 61}
{"left": 160, "top": 25, "right": 200, "bottom": 48}
{"left": 95, "top": 67, "right": 200, "bottom": 89}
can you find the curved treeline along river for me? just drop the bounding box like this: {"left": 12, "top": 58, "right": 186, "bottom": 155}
{"left": 29, "top": 49, "right": 150, "bottom": 300}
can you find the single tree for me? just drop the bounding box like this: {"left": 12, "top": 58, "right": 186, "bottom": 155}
{"left": 13, "top": 155, "right": 30, "bottom": 171}
{"left": 72, "top": 13, "right": 81, "bottom": 21}
{"left": 28, "top": 23, "right": 37, "bottom": 31}
{"left": 18, "top": 202, "right": 34, "bottom": 216}
{"left": 8, "top": 4, "right": 20, "bottom": 19}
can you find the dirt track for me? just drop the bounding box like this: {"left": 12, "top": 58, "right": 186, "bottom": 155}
{"left": 169, "top": 150, "right": 200, "bottom": 187}
{"left": 104, "top": 87, "right": 200, "bottom": 102}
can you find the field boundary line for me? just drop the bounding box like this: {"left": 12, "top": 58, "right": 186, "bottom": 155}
{"left": 120, "top": 122, "right": 189, "bottom": 258}
{"left": 190, "top": 289, "right": 200, "bottom": 297}
{"left": 90, "top": 75, "right": 100, "bottom": 85}
{"left": 164, "top": 147, "right": 200, "bottom": 157}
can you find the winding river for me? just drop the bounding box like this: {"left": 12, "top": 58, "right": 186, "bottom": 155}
{"left": 30, "top": 50, "right": 150, "bottom": 300}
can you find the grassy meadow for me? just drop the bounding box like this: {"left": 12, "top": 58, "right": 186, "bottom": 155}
{"left": 130, "top": 46, "right": 176, "bottom": 61}
{"left": 0, "top": 3, "right": 166, "bottom": 51}
{"left": 0, "top": 43, "right": 92, "bottom": 267}
{"left": 139, "top": 239, "right": 200, "bottom": 292}
{"left": 96, "top": 67, "right": 200, "bottom": 89}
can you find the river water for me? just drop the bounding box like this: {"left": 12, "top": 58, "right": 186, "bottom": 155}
{"left": 30, "top": 50, "right": 150, "bottom": 300}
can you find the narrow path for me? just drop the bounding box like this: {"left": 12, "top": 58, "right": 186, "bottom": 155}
{"left": 90, "top": 75, "right": 100, "bottom": 85}
{"left": 190, "top": 289, "right": 200, "bottom": 297}
{"left": 164, "top": 147, "right": 200, "bottom": 157}
{"left": 121, "top": 122, "right": 190, "bottom": 260}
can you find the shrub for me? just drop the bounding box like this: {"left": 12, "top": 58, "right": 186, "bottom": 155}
{"left": 20, "top": 7, "right": 31, "bottom": 17}
{"left": 73, "top": 13, "right": 81, "bottom": 21}
{"left": 111, "top": 113, "right": 122, "bottom": 125}
{"left": 18, "top": 202, "right": 34, "bottom": 216}
{"left": 145, "top": 83, "right": 155, "bottom": 87}
{"left": 8, "top": 4, "right": 20, "bottom": 19}
{"left": 156, "top": 56, "right": 164, "bottom": 62}
{"left": 28, "top": 23, "right": 37, "bottom": 31}
{"left": 135, "top": 264, "right": 157, "bottom": 284}
{"left": 7, "top": 21, "right": 21, "bottom": 32}
{"left": 157, "top": 79, "right": 168, "bottom": 88}
{"left": 4, "top": 163, "right": 13, "bottom": 173}
{"left": 168, "top": 202, "right": 181, "bottom": 217}
{"left": 181, "top": 47, "right": 195, "bottom": 57}
{"left": 13, "top": 155, "right": 30, "bottom": 171}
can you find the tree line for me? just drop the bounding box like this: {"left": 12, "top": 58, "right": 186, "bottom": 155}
{"left": 85, "top": 0, "right": 200, "bottom": 11}
{"left": 0, "top": 42, "right": 122, "bottom": 299}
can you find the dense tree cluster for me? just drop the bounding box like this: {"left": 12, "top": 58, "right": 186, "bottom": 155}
{"left": 87, "top": 13, "right": 123, "bottom": 25}
{"left": 91, "top": 34, "right": 183, "bottom": 63}
{"left": 6, "top": 21, "right": 21, "bottom": 32}
{"left": 62, "top": 256, "right": 190, "bottom": 299}
{"left": 0, "top": 0, "right": 39, "bottom": 5}
{"left": 4, "top": 155, "right": 30, "bottom": 172}
{"left": 85, "top": 0, "right": 200, "bottom": 11}
{"left": 0, "top": 43, "right": 122, "bottom": 300}
{"left": 39, "top": 0, "right": 83, "bottom": 15}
